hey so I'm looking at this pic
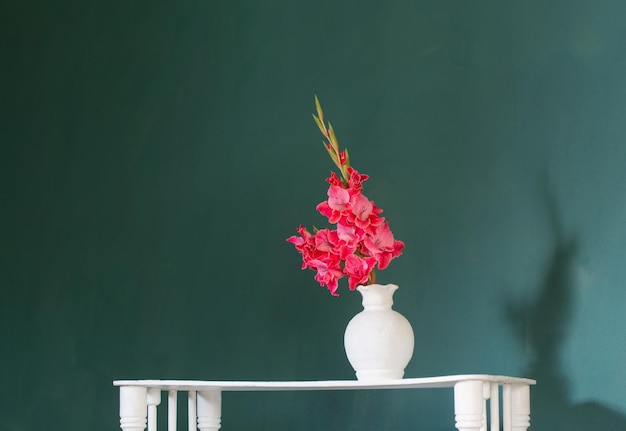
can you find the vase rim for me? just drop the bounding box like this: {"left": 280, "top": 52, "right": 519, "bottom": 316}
{"left": 356, "top": 283, "right": 399, "bottom": 292}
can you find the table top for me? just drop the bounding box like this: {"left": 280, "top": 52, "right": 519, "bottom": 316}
{"left": 113, "top": 374, "right": 536, "bottom": 391}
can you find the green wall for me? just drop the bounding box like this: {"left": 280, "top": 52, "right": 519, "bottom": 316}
{"left": 2, "top": 1, "right": 625, "bottom": 430}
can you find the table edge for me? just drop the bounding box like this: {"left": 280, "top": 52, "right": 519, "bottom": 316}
{"left": 113, "top": 374, "right": 536, "bottom": 391}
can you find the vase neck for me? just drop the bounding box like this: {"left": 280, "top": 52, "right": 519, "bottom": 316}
{"left": 357, "top": 284, "right": 398, "bottom": 310}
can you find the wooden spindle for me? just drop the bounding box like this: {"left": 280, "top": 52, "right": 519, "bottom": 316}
{"left": 490, "top": 383, "right": 500, "bottom": 431}
{"left": 188, "top": 391, "right": 197, "bottom": 431}
{"left": 168, "top": 390, "right": 178, "bottom": 431}
{"left": 147, "top": 388, "right": 161, "bottom": 431}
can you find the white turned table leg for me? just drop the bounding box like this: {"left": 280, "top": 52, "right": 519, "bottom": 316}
{"left": 454, "top": 380, "right": 485, "bottom": 431}
{"left": 197, "top": 390, "right": 222, "bottom": 431}
{"left": 120, "top": 386, "right": 148, "bottom": 431}
{"left": 511, "top": 384, "right": 531, "bottom": 431}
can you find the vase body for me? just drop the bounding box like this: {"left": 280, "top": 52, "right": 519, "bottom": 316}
{"left": 344, "top": 283, "right": 414, "bottom": 381}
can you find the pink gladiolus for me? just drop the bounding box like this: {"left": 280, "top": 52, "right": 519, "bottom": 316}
{"left": 309, "top": 258, "right": 344, "bottom": 296}
{"left": 347, "top": 167, "right": 369, "bottom": 193}
{"left": 286, "top": 226, "right": 314, "bottom": 260}
{"left": 347, "top": 194, "right": 384, "bottom": 234}
{"left": 326, "top": 172, "right": 344, "bottom": 187}
{"left": 286, "top": 225, "right": 311, "bottom": 249}
{"left": 336, "top": 222, "right": 360, "bottom": 244}
{"left": 333, "top": 223, "right": 358, "bottom": 259}
{"left": 344, "top": 254, "right": 377, "bottom": 290}
{"left": 327, "top": 185, "right": 350, "bottom": 211}
{"left": 287, "top": 97, "right": 405, "bottom": 296}
{"left": 287, "top": 226, "right": 325, "bottom": 270}
{"left": 314, "top": 228, "right": 338, "bottom": 253}
{"left": 363, "top": 222, "right": 395, "bottom": 253}
{"left": 363, "top": 222, "right": 405, "bottom": 270}
{"left": 316, "top": 185, "right": 351, "bottom": 224}
{"left": 350, "top": 194, "right": 373, "bottom": 222}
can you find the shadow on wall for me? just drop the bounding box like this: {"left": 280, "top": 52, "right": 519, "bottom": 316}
{"left": 506, "top": 185, "right": 626, "bottom": 430}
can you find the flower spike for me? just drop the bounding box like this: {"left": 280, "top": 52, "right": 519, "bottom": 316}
{"left": 287, "top": 96, "right": 405, "bottom": 296}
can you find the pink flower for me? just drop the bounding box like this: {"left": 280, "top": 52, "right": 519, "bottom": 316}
{"left": 347, "top": 193, "right": 385, "bottom": 234}
{"left": 362, "top": 222, "right": 405, "bottom": 270}
{"left": 327, "top": 185, "right": 350, "bottom": 211}
{"left": 350, "top": 194, "right": 373, "bottom": 222}
{"left": 334, "top": 223, "right": 359, "bottom": 259}
{"left": 314, "top": 228, "right": 338, "bottom": 253}
{"left": 347, "top": 167, "right": 369, "bottom": 193}
{"left": 326, "top": 172, "right": 344, "bottom": 187}
{"left": 344, "top": 254, "right": 377, "bottom": 291}
{"left": 287, "top": 97, "right": 405, "bottom": 296}
{"left": 287, "top": 226, "right": 325, "bottom": 270}
{"left": 286, "top": 225, "right": 312, "bottom": 249}
{"left": 286, "top": 226, "right": 315, "bottom": 265}
{"left": 308, "top": 258, "right": 344, "bottom": 296}
{"left": 316, "top": 185, "right": 350, "bottom": 224}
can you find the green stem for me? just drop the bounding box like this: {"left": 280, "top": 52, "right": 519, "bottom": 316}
{"left": 368, "top": 268, "right": 377, "bottom": 285}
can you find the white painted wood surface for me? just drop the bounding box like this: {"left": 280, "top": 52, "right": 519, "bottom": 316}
{"left": 115, "top": 374, "right": 536, "bottom": 431}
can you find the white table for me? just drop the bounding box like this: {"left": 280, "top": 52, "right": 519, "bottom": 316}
{"left": 114, "top": 374, "right": 535, "bottom": 431}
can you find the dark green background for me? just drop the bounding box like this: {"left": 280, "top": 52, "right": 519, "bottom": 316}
{"left": 2, "top": 1, "right": 625, "bottom": 430}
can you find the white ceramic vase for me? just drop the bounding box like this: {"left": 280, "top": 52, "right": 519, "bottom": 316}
{"left": 344, "top": 283, "right": 414, "bottom": 381}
